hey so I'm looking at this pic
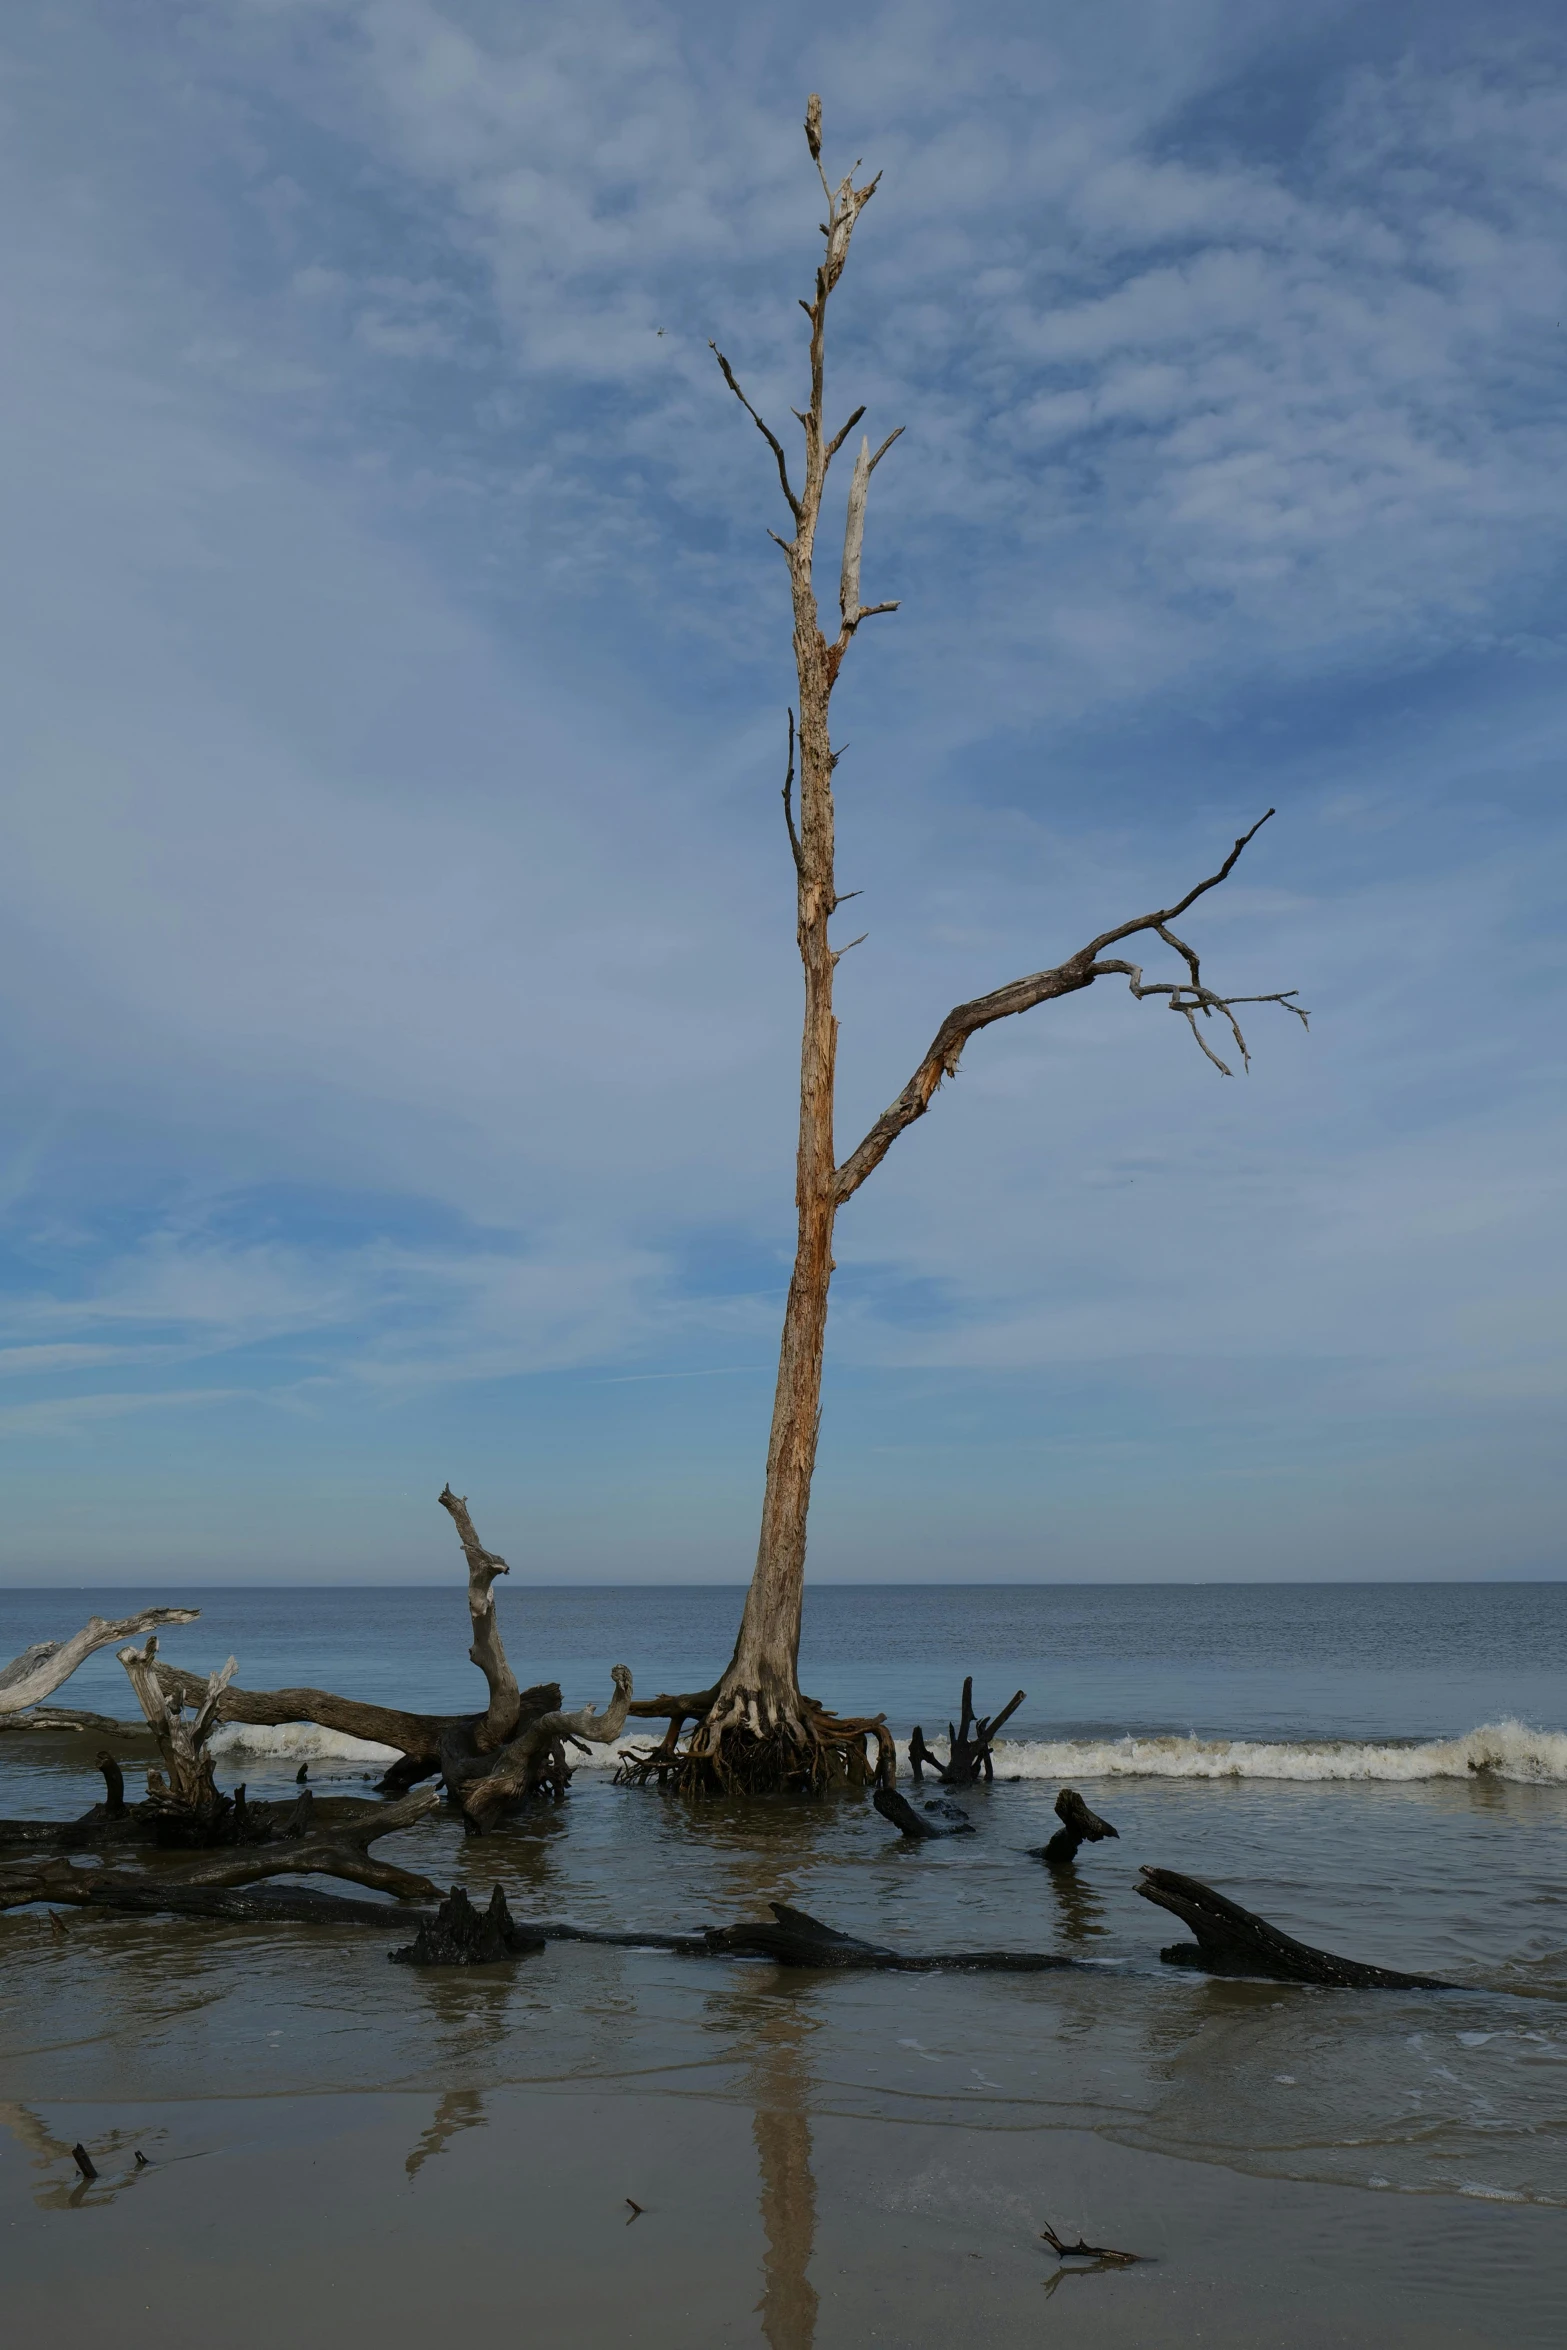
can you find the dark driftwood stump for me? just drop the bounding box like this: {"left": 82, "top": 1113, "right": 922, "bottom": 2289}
{"left": 391, "top": 1884, "right": 545, "bottom": 1967}
{"left": 1029, "top": 1787, "right": 1119, "bottom": 1868}
{"left": 873, "top": 1787, "right": 974, "bottom": 1839}
{"left": 1137, "top": 1867, "right": 1452, "bottom": 1989}
{"left": 908, "top": 1677, "right": 1025, "bottom": 1786}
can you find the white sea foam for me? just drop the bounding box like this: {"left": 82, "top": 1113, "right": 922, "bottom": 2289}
{"left": 978, "top": 1720, "right": 1567, "bottom": 1785}
{"left": 209, "top": 1723, "right": 400, "bottom": 1766}
{"left": 205, "top": 1715, "right": 1567, "bottom": 1785}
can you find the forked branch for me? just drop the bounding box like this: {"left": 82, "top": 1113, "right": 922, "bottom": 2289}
{"left": 437, "top": 1483, "right": 520, "bottom": 1747}
{"left": 834, "top": 812, "right": 1307, "bottom": 1202}
{"left": 0, "top": 1607, "right": 200, "bottom": 1718}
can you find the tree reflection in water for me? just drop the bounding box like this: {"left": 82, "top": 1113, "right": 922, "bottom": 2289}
{"left": 748, "top": 1995, "right": 819, "bottom": 2350}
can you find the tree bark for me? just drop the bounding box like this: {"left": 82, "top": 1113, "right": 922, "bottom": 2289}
{"left": 0, "top": 1607, "right": 199, "bottom": 1717}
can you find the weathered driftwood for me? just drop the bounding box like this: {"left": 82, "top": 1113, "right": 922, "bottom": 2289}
{"left": 0, "top": 1607, "right": 199, "bottom": 1718}
{"left": 118, "top": 1637, "right": 237, "bottom": 1838}
{"left": 1040, "top": 2224, "right": 1141, "bottom": 2267}
{"left": 908, "top": 1678, "right": 1025, "bottom": 1787}
{"left": 436, "top": 1486, "right": 521, "bottom": 1746}
{"left": 0, "top": 1790, "right": 441, "bottom": 1918}
{"left": 1030, "top": 1788, "right": 1119, "bottom": 1868}
{"left": 1137, "top": 1867, "right": 1452, "bottom": 1989}
{"left": 390, "top": 1883, "right": 545, "bottom": 1966}
{"left": 700, "top": 1901, "right": 1074, "bottom": 1972}
{"left": 872, "top": 1786, "right": 974, "bottom": 1839}
{"left": 442, "top": 1666, "right": 634, "bottom": 1831}
{"left": 153, "top": 1489, "right": 610, "bottom": 1822}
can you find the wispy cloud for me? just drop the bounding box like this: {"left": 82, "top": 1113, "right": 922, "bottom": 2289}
{"left": 0, "top": 0, "right": 1561, "bottom": 1573}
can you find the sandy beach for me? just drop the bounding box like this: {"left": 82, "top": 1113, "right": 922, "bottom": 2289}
{"left": 6, "top": 2082, "right": 1563, "bottom": 2348}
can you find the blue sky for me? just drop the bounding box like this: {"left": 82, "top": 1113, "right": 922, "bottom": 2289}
{"left": 1, "top": 0, "right": 1562, "bottom": 1584}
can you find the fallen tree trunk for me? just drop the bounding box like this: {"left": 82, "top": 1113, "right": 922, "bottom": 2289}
{"left": 872, "top": 1787, "right": 973, "bottom": 1839}
{"left": 1136, "top": 1867, "right": 1453, "bottom": 1989}
{"left": 908, "top": 1678, "right": 1024, "bottom": 1787}
{"left": 0, "top": 1789, "right": 441, "bottom": 1917}
{"left": 0, "top": 1608, "right": 200, "bottom": 1718}
{"left": 1030, "top": 1788, "right": 1119, "bottom": 1868}
{"left": 701, "top": 1901, "right": 1074, "bottom": 1971}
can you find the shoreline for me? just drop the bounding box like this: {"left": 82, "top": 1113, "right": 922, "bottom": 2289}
{"left": 5, "top": 2085, "right": 1563, "bottom": 2347}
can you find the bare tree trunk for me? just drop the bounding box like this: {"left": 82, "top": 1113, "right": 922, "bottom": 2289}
{"left": 635, "top": 96, "right": 1302, "bottom": 1798}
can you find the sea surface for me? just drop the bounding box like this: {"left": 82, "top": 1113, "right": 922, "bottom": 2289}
{"left": 4, "top": 1579, "right": 1567, "bottom": 2293}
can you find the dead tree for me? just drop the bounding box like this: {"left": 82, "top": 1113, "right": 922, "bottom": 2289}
{"left": 908, "top": 1679, "right": 1026, "bottom": 1786}
{"left": 0, "top": 1606, "right": 199, "bottom": 1719}
{"left": 151, "top": 1488, "right": 631, "bottom": 1824}
{"left": 1136, "top": 1867, "right": 1452, "bottom": 1989}
{"left": 118, "top": 1637, "right": 237, "bottom": 1841}
{"left": 636, "top": 96, "right": 1305, "bottom": 1797}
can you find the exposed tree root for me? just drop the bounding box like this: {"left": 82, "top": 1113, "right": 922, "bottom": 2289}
{"left": 908, "top": 1676, "right": 1025, "bottom": 1786}
{"left": 616, "top": 1692, "right": 892, "bottom": 1797}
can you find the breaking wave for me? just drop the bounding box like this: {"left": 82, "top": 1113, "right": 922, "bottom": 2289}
{"left": 204, "top": 1717, "right": 1567, "bottom": 1786}
{"left": 978, "top": 1720, "right": 1567, "bottom": 1785}
{"left": 209, "top": 1723, "right": 400, "bottom": 1766}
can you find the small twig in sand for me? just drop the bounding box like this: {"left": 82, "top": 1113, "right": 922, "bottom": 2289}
{"left": 625, "top": 2197, "right": 645, "bottom": 2223}
{"left": 1041, "top": 2223, "right": 1140, "bottom": 2265}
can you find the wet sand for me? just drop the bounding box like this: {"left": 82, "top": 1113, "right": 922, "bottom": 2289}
{"left": 5, "top": 2082, "right": 1562, "bottom": 2348}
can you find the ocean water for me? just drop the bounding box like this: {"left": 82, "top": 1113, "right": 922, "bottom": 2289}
{"left": 4, "top": 1581, "right": 1567, "bottom": 2228}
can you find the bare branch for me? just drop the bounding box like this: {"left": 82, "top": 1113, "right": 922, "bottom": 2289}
{"left": 834, "top": 816, "right": 1302, "bottom": 1202}
{"left": 831, "top": 931, "right": 869, "bottom": 963}
{"left": 840, "top": 434, "right": 870, "bottom": 618}
{"left": 824, "top": 404, "right": 867, "bottom": 464}
{"left": 709, "top": 342, "right": 801, "bottom": 519}
{"left": 781, "top": 708, "right": 802, "bottom": 873}
{"left": 438, "top": 1484, "right": 519, "bottom": 1748}
{"left": 0, "top": 1606, "right": 200, "bottom": 1718}
{"left": 804, "top": 92, "right": 822, "bottom": 163}
{"left": 867, "top": 426, "right": 904, "bottom": 472}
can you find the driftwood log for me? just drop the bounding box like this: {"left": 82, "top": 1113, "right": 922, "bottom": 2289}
{"left": 1030, "top": 1788, "right": 1119, "bottom": 1868}
{"left": 118, "top": 1638, "right": 238, "bottom": 1840}
{"left": 153, "top": 1488, "right": 631, "bottom": 1825}
{"left": 872, "top": 1786, "right": 974, "bottom": 1839}
{"left": 1137, "top": 1867, "right": 1453, "bottom": 1989}
{"left": 908, "top": 1678, "right": 1025, "bottom": 1786}
{"left": 0, "top": 1789, "right": 441, "bottom": 1921}
{"left": 0, "top": 1607, "right": 200, "bottom": 1718}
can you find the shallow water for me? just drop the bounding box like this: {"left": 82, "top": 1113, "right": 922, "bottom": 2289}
{"left": 4, "top": 1581, "right": 1565, "bottom": 2227}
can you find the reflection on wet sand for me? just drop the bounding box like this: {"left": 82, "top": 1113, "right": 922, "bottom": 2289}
{"left": 1042, "top": 1864, "right": 1111, "bottom": 1943}
{"left": 748, "top": 1996, "right": 819, "bottom": 2350}
{"left": 1, "top": 2099, "right": 157, "bottom": 2209}
{"left": 406, "top": 2088, "right": 486, "bottom": 2180}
